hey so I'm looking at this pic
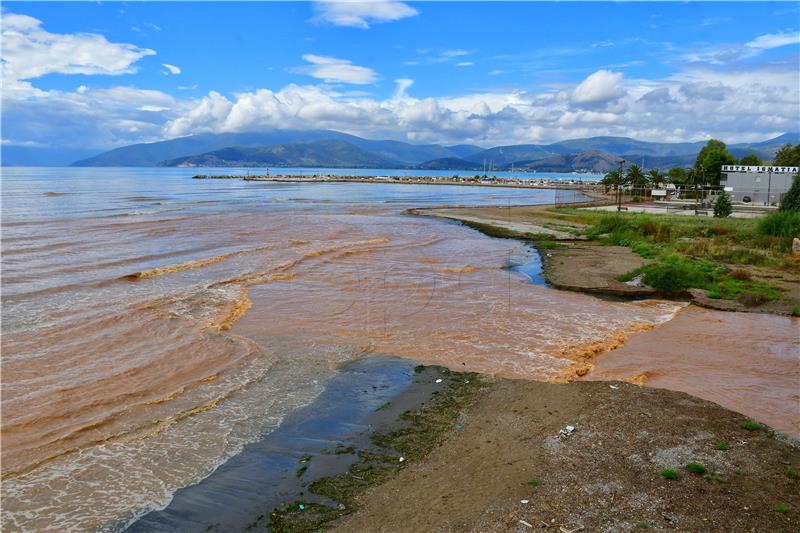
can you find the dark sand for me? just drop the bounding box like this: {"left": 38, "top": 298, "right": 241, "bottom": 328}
{"left": 337, "top": 379, "right": 800, "bottom": 532}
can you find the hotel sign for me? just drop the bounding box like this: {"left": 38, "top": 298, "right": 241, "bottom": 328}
{"left": 722, "top": 165, "right": 799, "bottom": 173}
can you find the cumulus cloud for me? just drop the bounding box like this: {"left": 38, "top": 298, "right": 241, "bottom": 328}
{"left": 1, "top": 12, "right": 155, "bottom": 94}
{"left": 571, "top": 70, "right": 625, "bottom": 105}
{"left": 162, "top": 63, "right": 181, "bottom": 75}
{"left": 311, "top": 1, "right": 418, "bottom": 28}
{"left": 159, "top": 59, "right": 798, "bottom": 146}
{"left": 295, "top": 54, "right": 378, "bottom": 84}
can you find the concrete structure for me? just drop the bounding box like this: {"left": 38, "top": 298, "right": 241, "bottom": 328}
{"left": 720, "top": 165, "right": 798, "bottom": 205}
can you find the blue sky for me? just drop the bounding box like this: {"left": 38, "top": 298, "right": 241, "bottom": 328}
{"left": 2, "top": 1, "right": 799, "bottom": 154}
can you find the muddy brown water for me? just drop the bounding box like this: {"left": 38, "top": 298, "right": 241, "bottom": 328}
{"left": 1, "top": 168, "right": 796, "bottom": 531}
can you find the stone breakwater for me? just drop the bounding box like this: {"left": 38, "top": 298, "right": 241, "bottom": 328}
{"left": 191, "top": 173, "right": 601, "bottom": 190}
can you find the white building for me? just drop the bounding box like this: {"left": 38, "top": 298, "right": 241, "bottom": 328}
{"left": 720, "top": 165, "right": 798, "bottom": 205}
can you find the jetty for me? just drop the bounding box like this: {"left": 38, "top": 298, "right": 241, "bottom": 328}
{"left": 191, "top": 173, "right": 602, "bottom": 191}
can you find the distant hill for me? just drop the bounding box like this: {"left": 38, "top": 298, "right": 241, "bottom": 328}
{"left": 72, "top": 130, "right": 477, "bottom": 167}
{"left": 415, "top": 157, "right": 482, "bottom": 171}
{"left": 161, "top": 139, "right": 403, "bottom": 168}
{"left": 510, "top": 150, "right": 620, "bottom": 173}
{"left": 64, "top": 130, "right": 799, "bottom": 171}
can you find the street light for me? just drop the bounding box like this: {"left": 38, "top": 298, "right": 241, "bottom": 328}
{"left": 767, "top": 167, "right": 772, "bottom": 206}
{"left": 617, "top": 158, "right": 626, "bottom": 211}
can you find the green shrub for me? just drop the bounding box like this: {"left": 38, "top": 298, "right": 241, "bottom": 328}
{"left": 779, "top": 175, "right": 800, "bottom": 211}
{"left": 714, "top": 190, "right": 733, "bottom": 218}
{"left": 660, "top": 468, "right": 679, "bottom": 480}
{"left": 740, "top": 419, "right": 762, "bottom": 431}
{"left": 758, "top": 211, "right": 800, "bottom": 239}
{"left": 635, "top": 254, "right": 716, "bottom": 293}
{"left": 714, "top": 442, "right": 728, "bottom": 451}
{"left": 686, "top": 463, "right": 706, "bottom": 475}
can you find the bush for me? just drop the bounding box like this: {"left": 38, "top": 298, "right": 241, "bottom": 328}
{"left": 758, "top": 211, "right": 800, "bottom": 239}
{"left": 686, "top": 463, "right": 706, "bottom": 475}
{"left": 779, "top": 175, "right": 800, "bottom": 211}
{"left": 660, "top": 468, "right": 679, "bottom": 480}
{"left": 714, "top": 190, "right": 732, "bottom": 218}
{"left": 636, "top": 254, "right": 716, "bottom": 293}
{"left": 730, "top": 269, "right": 751, "bottom": 280}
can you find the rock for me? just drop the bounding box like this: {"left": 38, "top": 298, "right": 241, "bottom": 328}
{"left": 792, "top": 237, "right": 800, "bottom": 255}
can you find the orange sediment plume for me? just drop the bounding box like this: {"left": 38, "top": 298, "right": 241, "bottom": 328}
{"left": 120, "top": 244, "right": 274, "bottom": 281}
{"left": 214, "top": 287, "right": 252, "bottom": 331}
{"left": 550, "top": 322, "right": 657, "bottom": 383}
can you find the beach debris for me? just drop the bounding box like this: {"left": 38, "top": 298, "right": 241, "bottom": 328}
{"left": 298, "top": 504, "right": 305, "bottom": 511}
{"left": 559, "top": 526, "right": 584, "bottom": 533}
{"left": 520, "top": 499, "right": 529, "bottom": 504}
{"left": 518, "top": 519, "right": 533, "bottom": 528}
{"left": 609, "top": 384, "right": 619, "bottom": 390}
{"left": 399, "top": 456, "right": 405, "bottom": 462}
{"left": 558, "top": 425, "right": 576, "bottom": 438}
{"left": 624, "top": 274, "right": 646, "bottom": 287}
{"left": 435, "top": 378, "right": 443, "bottom": 383}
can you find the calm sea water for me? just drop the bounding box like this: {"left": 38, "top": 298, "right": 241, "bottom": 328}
{"left": 0, "top": 167, "right": 688, "bottom": 531}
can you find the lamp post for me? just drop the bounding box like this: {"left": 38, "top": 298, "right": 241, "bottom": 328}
{"left": 617, "top": 159, "right": 626, "bottom": 211}
{"left": 767, "top": 167, "right": 772, "bottom": 206}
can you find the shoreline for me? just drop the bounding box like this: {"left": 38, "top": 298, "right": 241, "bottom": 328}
{"left": 124, "top": 199, "right": 798, "bottom": 532}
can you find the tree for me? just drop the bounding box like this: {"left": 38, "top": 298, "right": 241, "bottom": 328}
{"left": 774, "top": 144, "right": 800, "bottom": 167}
{"left": 714, "top": 190, "right": 732, "bottom": 218}
{"left": 780, "top": 175, "right": 800, "bottom": 212}
{"left": 600, "top": 170, "right": 622, "bottom": 193}
{"left": 626, "top": 164, "right": 648, "bottom": 188}
{"left": 667, "top": 167, "right": 687, "bottom": 184}
{"left": 694, "top": 139, "right": 736, "bottom": 185}
{"left": 648, "top": 169, "right": 664, "bottom": 188}
{"left": 739, "top": 153, "right": 763, "bottom": 166}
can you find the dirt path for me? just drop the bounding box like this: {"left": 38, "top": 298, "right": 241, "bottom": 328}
{"left": 336, "top": 379, "right": 800, "bottom": 532}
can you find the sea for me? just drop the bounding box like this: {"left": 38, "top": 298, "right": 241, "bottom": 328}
{"left": 0, "top": 166, "right": 779, "bottom": 531}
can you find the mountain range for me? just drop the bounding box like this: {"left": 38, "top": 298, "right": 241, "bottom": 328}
{"left": 11, "top": 130, "right": 797, "bottom": 172}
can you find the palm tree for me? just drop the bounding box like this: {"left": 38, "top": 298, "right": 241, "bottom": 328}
{"left": 648, "top": 169, "right": 664, "bottom": 188}
{"left": 625, "top": 164, "right": 647, "bottom": 188}
{"left": 600, "top": 170, "right": 622, "bottom": 193}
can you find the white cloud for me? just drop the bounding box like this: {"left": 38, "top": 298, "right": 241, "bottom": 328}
{"left": 684, "top": 31, "right": 800, "bottom": 64}
{"left": 295, "top": 54, "right": 378, "bottom": 84}
{"left": 311, "top": 1, "right": 417, "bottom": 28}
{"left": 393, "top": 78, "right": 413, "bottom": 99}
{"left": 162, "top": 63, "right": 181, "bottom": 75}
{"left": 160, "top": 58, "right": 798, "bottom": 147}
{"left": 745, "top": 31, "right": 800, "bottom": 50}
{"left": 456, "top": 62, "right": 474, "bottom": 67}
{"left": 441, "top": 49, "right": 470, "bottom": 58}
{"left": 571, "top": 70, "right": 625, "bottom": 104}
{"left": 1, "top": 12, "right": 155, "bottom": 94}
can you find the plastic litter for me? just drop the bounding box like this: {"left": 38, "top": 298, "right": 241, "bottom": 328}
{"left": 299, "top": 504, "right": 305, "bottom": 511}
{"left": 559, "top": 425, "right": 576, "bottom": 438}
{"left": 398, "top": 456, "right": 405, "bottom": 462}
{"left": 520, "top": 499, "right": 529, "bottom": 504}
{"left": 435, "top": 378, "right": 443, "bottom": 383}
{"left": 518, "top": 520, "right": 533, "bottom": 528}
{"left": 609, "top": 384, "right": 619, "bottom": 390}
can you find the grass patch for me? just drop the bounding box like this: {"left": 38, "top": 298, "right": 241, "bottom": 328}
{"left": 660, "top": 468, "right": 679, "bottom": 480}
{"left": 714, "top": 442, "right": 728, "bottom": 451}
{"left": 537, "top": 241, "right": 566, "bottom": 249}
{"left": 685, "top": 462, "right": 706, "bottom": 475}
{"left": 775, "top": 503, "right": 790, "bottom": 514}
{"left": 759, "top": 211, "right": 800, "bottom": 240}
{"left": 785, "top": 468, "right": 800, "bottom": 480}
{"left": 618, "top": 253, "right": 783, "bottom": 301}
{"left": 527, "top": 479, "right": 541, "bottom": 487}
{"left": 740, "top": 419, "right": 763, "bottom": 431}
{"left": 638, "top": 520, "right": 651, "bottom": 529}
